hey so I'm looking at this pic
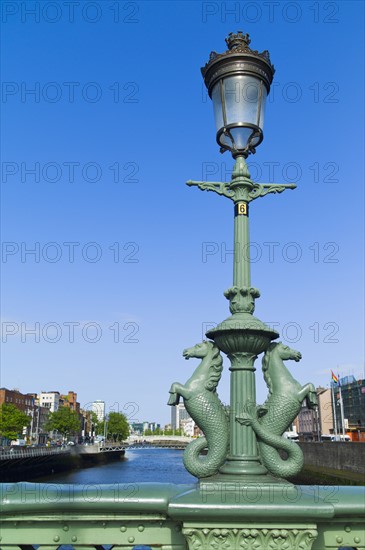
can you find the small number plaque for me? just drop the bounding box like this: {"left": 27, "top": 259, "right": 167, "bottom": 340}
{"left": 235, "top": 202, "right": 248, "bottom": 216}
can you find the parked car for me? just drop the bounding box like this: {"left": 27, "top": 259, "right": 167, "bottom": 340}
{"left": 321, "top": 434, "right": 351, "bottom": 442}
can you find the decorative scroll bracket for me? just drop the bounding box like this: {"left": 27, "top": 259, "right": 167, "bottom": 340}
{"left": 186, "top": 179, "right": 296, "bottom": 203}
{"left": 186, "top": 179, "right": 234, "bottom": 199}
{"left": 186, "top": 154, "right": 297, "bottom": 203}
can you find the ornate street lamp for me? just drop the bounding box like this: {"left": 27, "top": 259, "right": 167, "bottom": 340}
{"left": 169, "top": 32, "right": 317, "bottom": 483}
{"left": 202, "top": 31, "right": 274, "bottom": 158}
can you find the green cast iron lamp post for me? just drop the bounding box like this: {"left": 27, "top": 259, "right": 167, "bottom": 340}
{"left": 169, "top": 32, "right": 317, "bottom": 482}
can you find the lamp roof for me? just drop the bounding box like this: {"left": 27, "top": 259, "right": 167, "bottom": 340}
{"left": 201, "top": 31, "right": 275, "bottom": 96}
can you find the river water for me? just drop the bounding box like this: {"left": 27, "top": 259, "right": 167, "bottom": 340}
{"left": 26, "top": 447, "right": 358, "bottom": 486}
{"left": 30, "top": 448, "right": 196, "bottom": 485}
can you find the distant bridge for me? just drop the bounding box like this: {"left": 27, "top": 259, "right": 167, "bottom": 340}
{"left": 126, "top": 436, "right": 193, "bottom": 450}
{"left": 127, "top": 442, "right": 188, "bottom": 450}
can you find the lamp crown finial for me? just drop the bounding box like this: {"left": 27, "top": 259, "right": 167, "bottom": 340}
{"left": 202, "top": 32, "right": 275, "bottom": 81}
{"left": 225, "top": 31, "right": 251, "bottom": 51}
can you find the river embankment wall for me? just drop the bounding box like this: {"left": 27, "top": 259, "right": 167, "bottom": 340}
{"left": 0, "top": 447, "right": 125, "bottom": 482}
{"left": 298, "top": 442, "right": 365, "bottom": 475}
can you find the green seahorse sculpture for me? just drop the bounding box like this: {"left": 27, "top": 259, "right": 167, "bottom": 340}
{"left": 168, "top": 341, "right": 229, "bottom": 478}
{"left": 237, "top": 342, "right": 318, "bottom": 478}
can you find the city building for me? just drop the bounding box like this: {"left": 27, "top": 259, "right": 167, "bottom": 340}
{"left": 180, "top": 418, "right": 195, "bottom": 437}
{"left": 297, "top": 400, "right": 317, "bottom": 441}
{"left": 317, "top": 387, "right": 333, "bottom": 435}
{"left": 171, "top": 403, "right": 191, "bottom": 431}
{"left": 296, "top": 379, "right": 365, "bottom": 441}
{"left": 92, "top": 400, "right": 105, "bottom": 422}
{"left": 297, "top": 387, "right": 332, "bottom": 441}
{"left": 39, "top": 391, "right": 60, "bottom": 412}
{"left": 80, "top": 409, "right": 95, "bottom": 441}
{"left": 60, "top": 391, "right": 84, "bottom": 442}
{"left": 0, "top": 388, "right": 34, "bottom": 413}
{"left": 61, "top": 391, "right": 80, "bottom": 414}
{"left": 0, "top": 388, "right": 49, "bottom": 443}
{"left": 333, "top": 376, "right": 365, "bottom": 441}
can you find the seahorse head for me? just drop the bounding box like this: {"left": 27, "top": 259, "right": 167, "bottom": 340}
{"left": 262, "top": 342, "right": 302, "bottom": 394}
{"left": 182, "top": 341, "right": 223, "bottom": 392}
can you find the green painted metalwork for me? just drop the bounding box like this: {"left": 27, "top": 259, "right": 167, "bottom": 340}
{"left": 184, "top": 155, "right": 312, "bottom": 479}
{"left": 237, "top": 342, "right": 317, "bottom": 477}
{"left": 0, "top": 483, "right": 364, "bottom": 549}
{"left": 168, "top": 341, "right": 229, "bottom": 478}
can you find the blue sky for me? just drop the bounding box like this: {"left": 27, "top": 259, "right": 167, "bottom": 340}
{"left": 1, "top": 0, "right": 364, "bottom": 425}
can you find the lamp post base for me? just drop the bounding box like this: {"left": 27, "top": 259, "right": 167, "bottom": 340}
{"left": 206, "top": 311, "right": 278, "bottom": 479}
{"left": 199, "top": 471, "right": 292, "bottom": 487}
{"left": 219, "top": 457, "right": 268, "bottom": 476}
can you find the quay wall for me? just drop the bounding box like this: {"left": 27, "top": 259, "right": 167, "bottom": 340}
{"left": 0, "top": 452, "right": 78, "bottom": 482}
{"left": 0, "top": 447, "right": 125, "bottom": 482}
{"left": 298, "top": 442, "right": 365, "bottom": 474}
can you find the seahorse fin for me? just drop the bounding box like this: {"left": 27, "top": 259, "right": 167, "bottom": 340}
{"left": 257, "top": 405, "right": 268, "bottom": 418}
{"left": 236, "top": 414, "right": 252, "bottom": 426}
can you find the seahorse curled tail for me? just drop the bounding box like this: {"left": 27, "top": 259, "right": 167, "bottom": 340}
{"left": 184, "top": 393, "right": 229, "bottom": 478}
{"left": 248, "top": 416, "right": 303, "bottom": 478}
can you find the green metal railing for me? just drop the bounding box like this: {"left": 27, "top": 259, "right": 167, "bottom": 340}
{"left": 0, "top": 446, "right": 70, "bottom": 460}
{"left": 1, "top": 482, "right": 364, "bottom": 549}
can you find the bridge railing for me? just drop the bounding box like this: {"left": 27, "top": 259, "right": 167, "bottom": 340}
{"left": 0, "top": 446, "right": 70, "bottom": 460}
{"left": 1, "top": 482, "right": 364, "bottom": 550}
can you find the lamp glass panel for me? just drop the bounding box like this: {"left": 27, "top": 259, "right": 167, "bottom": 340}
{"left": 212, "top": 75, "right": 268, "bottom": 151}
{"left": 223, "top": 75, "right": 261, "bottom": 127}
{"left": 212, "top": 81, "right": 224, "bottom": 132}
{"left": 227, "top": 127, "right": 253, "bottom": 150}
{"left": 259, "top": 86, "right": 268, "bottom": 129}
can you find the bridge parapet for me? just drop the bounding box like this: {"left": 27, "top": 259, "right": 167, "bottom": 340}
{"left": 0, "top": 446, "right": 70, "bottom": 461}
{"left": 1, "top": 482, "right": 364, "bottom": 549}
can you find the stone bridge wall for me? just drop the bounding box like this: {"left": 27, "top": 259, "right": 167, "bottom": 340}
{"left": 299, "top": 441, "right": 365, "bottom": 474}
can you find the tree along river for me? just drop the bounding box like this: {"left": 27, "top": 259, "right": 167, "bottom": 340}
{"left": 29, "top": 448, "right": 196, "bottom": 484}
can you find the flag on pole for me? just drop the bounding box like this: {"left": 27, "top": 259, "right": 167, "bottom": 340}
{"left": 331, "top": 370, "right": 339, "bottom": 384}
